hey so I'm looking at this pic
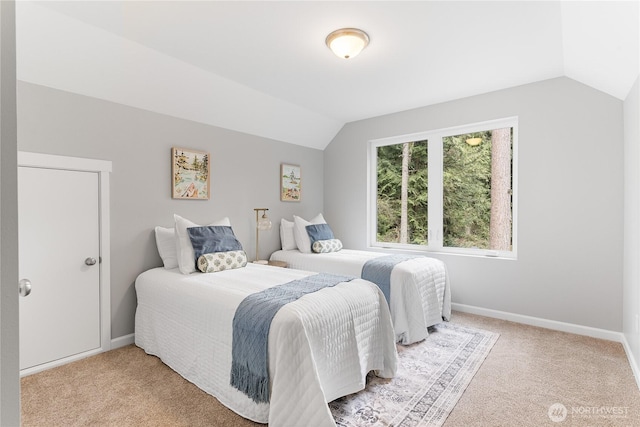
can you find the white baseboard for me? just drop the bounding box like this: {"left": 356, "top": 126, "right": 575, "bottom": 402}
{"left": 20, "top": 347, "right": 104, "bottom": 377}
{"left": 452, "top": 303, "right": 624, "bottom": 342}
{"left": 20, "top": 335, "right": 135, "bottom": 378}
{"left": 111, "top": 333, "right": 135, "bottom": 349}
{"left": 621, "top": 334, "right": 640, "bottom": 391}
{"left": 453, "top": 303, "right": 640, "bottom": 391}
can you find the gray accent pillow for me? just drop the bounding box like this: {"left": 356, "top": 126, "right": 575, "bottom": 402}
{"left": 305, "top": 223, "right": 335, "bottom": 251}
{"left": 187, "top": 225, "right": 243, "bottom": 267}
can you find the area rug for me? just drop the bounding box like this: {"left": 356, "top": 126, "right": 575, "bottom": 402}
{"left": 329, "top": 322, "right": 499, "bottom": 427}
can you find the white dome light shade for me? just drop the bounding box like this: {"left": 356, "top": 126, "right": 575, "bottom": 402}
{"left": 325, "top": 28, "right": 370, "bottom": 59}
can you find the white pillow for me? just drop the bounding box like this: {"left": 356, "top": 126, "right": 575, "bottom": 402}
{"left": 293, "top": 213, "right": 326, "bottom": 254}
{"left": 174, "top": 214, "right": 231, "bottom": 274}
{"left": 280, "top": 218, "right": 297, "bottom": 250}
{"left": 154, "top": 226, "right": 178, "bottom": 269}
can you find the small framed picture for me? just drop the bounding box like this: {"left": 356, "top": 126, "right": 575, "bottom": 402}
{"left": 172, "top": 147, "right": 210, "bottom": 200}
{"left": 280, "top": 163, "right": 301, "bottom": 202}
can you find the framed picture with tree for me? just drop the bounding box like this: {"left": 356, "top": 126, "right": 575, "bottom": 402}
{"left": 172, "top": 147, "right": 210, "bottom": 200}
{"left": 280, "top": 163, "right": 301, "bottom": 202}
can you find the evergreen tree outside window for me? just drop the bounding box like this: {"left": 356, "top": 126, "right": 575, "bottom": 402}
{"left": 376, "top": 140, "right": 429, "bottom": 245}
{"left": 370, "top": 117, "right": 517, "bottom": 258}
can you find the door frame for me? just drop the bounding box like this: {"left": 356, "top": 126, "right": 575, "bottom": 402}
{"left": 18, "top": 151, "right": 111, "bottom": 376}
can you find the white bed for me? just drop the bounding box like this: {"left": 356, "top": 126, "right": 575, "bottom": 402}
{"left": 270, "top": 248, "right": 451, "bottom": 345}
{"left": 135, "top": 263, "right": 397, "bottom": 427}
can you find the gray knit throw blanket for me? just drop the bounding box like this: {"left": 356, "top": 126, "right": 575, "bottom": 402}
{"left": 230, "top": 272, "right": 356, "bottom": 403}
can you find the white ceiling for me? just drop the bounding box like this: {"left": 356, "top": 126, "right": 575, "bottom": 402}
{"left": 16, "top": 1, "right": 639, "bottom": 150}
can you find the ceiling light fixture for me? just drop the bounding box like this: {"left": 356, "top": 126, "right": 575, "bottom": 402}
{"left": 325, "top": 28, "right": 369, "bottom": 59}
{"left": 466, "top": 137, "right": 482, "bottom": 146}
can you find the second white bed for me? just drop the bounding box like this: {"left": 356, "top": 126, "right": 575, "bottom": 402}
{"left": 270, "top": 249, "right": 451, "bottom": 345}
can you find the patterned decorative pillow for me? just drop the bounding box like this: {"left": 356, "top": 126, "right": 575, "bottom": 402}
{"left": 197, "top": 250, "right": 248, "bottom": 273}
{"left": 311, "top": 239, "right": 343, "bottom": 253}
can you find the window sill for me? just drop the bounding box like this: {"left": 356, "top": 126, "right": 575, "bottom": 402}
{"left": 368, "top": 245, "right": 517, "bottom": 260}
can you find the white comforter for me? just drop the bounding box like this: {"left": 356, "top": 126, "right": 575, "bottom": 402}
{"left": 134, "top": 264, "right": 397, "bottom": 427}
{"left": 270, "top": 249, "right": 451, "bottom": 345}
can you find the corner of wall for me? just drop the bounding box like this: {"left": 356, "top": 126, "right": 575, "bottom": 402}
{"left": 623, "top": 74, "right": 640, "bottom": 382}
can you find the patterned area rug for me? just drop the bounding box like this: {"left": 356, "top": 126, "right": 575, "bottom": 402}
{"left": 330, "top": 322, "right": 499, "bottom": 427}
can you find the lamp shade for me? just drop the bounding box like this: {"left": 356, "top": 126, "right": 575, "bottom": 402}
{"left": 254, "top": 208, "right": 272, "bottom": 264}
{"left": 326, "top": 28, "right": 369, "bottom": 59}
{"left": 257, "top": 215, "right": 272, "bottom": 231}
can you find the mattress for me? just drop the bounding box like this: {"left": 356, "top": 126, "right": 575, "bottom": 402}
{"left": 270, "top": 249, "right": 451, "bottom": 344}
{"left": 134, "top": 263, "right": 397, "bottom": 427}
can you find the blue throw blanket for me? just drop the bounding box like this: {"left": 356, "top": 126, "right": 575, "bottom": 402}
{"left": 362, "top": 254, "right": 420, "bottom": 304}
{"left": 230, "top": 272, "right": 356, "bottom": 403}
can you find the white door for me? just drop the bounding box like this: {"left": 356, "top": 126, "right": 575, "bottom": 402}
{"left": 18, "top": 166, "right": 101, "bottom": 371}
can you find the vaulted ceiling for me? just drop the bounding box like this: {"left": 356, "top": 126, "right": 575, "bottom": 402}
{"left": 16, "top": 1, "right": 639, "bottom": 150}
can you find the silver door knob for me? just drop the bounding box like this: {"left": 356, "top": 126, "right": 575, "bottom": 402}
{"left": 19, "top": 279, "right": 32, "bottom": 297}
{"left": 85, "top": 257, "right": 97, "bottom": 266}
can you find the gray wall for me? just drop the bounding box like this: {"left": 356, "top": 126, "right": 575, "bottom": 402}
{"left": 16, "top": 75, "right": 629, "bottom": 340}
{"left": 17, "top": 81, "right": 325, "bottom": 339}
{"left": 1, "top": 1, "right": 20, "bottom": 424}
{"left": 623, "top": 76, "right": 640, "bottom": 365}
{"left": 324, "top": 77, "right": 624, "bottom": 332}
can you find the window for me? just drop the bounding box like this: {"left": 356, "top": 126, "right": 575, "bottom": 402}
{"left": 369, "top": 117, "right": 517, "bottom": 258}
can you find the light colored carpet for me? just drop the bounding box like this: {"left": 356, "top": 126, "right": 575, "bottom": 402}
{"left": 330, "top": 322, "right": 498, "bottom": 426}
{"left": 448, "top": 312, "right": 640, "bottom": 427}
{"left": 21, "top": 311, "right": 640, "bottom": 426}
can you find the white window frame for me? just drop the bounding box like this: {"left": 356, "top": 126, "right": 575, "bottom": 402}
{"left": 368, "top": 117, "right": 518, "bottom": 259}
